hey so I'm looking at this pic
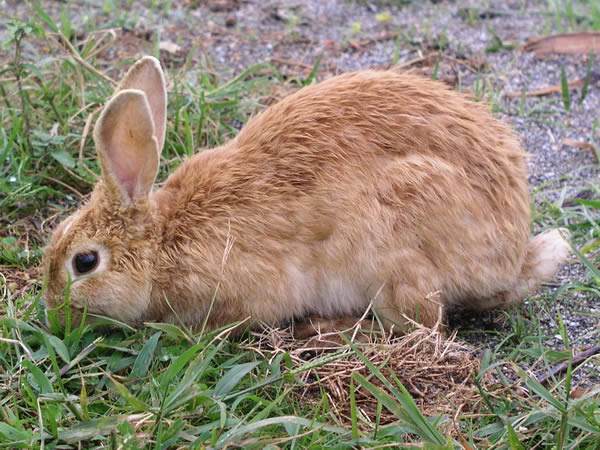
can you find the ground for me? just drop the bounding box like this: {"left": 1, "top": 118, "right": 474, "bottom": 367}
{"left": 0, "top": 0, "right": 599, "bottom": 447}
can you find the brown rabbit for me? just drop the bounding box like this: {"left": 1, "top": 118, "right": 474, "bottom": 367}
{"left": 42, "top": 56, "right": 570, "bottom": 334}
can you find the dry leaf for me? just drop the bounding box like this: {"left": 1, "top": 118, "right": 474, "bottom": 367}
{"left": 562, "top": 139, "right": 598, "bottom": 162}
{"left": 524, "top": 31, "right": 600, "bottom": 56}
{"left": 563, "top": 139, "right": 595, "bottom": 152}
{"left": 159, "top": 41, "right": 182, "bottom": 54}
{"left": 505, "top": 73, "right": 600, "bottom": 98}
{"left": 459, "top": 433, "right": 477, "bottom": 450}
{"left": 570, "top": 387, "right": 599, "bottom": 399}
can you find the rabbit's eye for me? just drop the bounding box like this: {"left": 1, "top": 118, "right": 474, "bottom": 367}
{"left": 73, "top": 251, "right": 99, "bottom": 275}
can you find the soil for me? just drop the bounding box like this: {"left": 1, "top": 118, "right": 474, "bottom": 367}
{"left": 2, "top": 0, "right": 599, "bottom": 384}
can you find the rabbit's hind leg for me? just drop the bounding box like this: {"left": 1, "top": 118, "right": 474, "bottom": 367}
{"left": 292, "top": 278, "right": 446, "bottom": 339}
{"left": 470, "top": 229, "right": 571, "bottom": 311}
{"left": 293, "top": 316, "right": 362, "bottom": 337}
{"left": 372, "top": 281, "right": 445, "bottom": 334}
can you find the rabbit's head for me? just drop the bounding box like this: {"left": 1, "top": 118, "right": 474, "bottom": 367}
{"left": 42, "top": 57, "right": 167, "bottom": 326}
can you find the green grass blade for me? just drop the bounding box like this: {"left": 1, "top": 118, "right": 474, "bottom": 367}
{"left": 130, "top": 331, "right": 161, "bottom": 378}
{"left": 302, "top": 55, "right": 322, "bottom": 87}
{"left": 567, "top": 416, "right": 600, "bottom": 434}
{"left": 571, "top": 198, "right": 600, "bottom": 209}
{"left": 32, "top": 3, "right": 59, "bottom": 32}
{"left": 163, "top": 342, "right": 223, "bottom": 411}
{"left": 59, "top": 2, "right": 72, "bottom": 41}
{"left": 579, "top": 52, "right": 594, "bottom": 105}
{"left": 521, "top": 371, "right": 566, "bottom": 413}
{"left": 571, "top": 244, "right": 600, "bottom": 282}
{"left": 105, "top": 373, "right": 148, "bottom": 412}
{"left": 215, "top": 416, "right": 350, "bottom": 448}
{"left": 21, "top": 360, "right": 53, "bottom": 394}
{"left": 47, "top": 335, "right": 70, "bottom": 364}
{"left": 213, "top": 361, "right": 261, "bottom": 397}
{"left": 343, "top": 336, "right": 447, "bottom": 445}
{"left": 0, "top": 423, "right": 32, "bottom": 443}
{"left": 157, "top": 341, "right": 205, "bottom": 389}
{"left": 352, "top": 372, "right": 413, "bottom": 427}
{"left": 58, "top": 417, "right": 123, "bottom": 443}
{"left": 560, "top": 65, "right": 571, "bottom": 111}
{"left": 350, "top": 375, "right": 359, "bottom": 440}
{"left": 0, "top": 317, "right": 40, "bottom": 333}
{"left": 146, "top": 322, "right": 191, "bottom": 342}
{"left": 221, "top": 372, "right": 284, "bottom": 402}
{"left": 505, "top": 421, "right": 525, "bottom": 450}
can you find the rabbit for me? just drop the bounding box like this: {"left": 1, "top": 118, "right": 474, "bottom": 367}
{"left": 42, "top": 56, "right": 571, "bottom": 335}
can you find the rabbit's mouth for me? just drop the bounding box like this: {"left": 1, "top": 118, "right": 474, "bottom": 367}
{"left": 43, "top": 300, "right": 126, "bottom": 332}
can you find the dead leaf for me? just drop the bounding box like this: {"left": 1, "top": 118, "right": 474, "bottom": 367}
{"left": 343, "top": 32, "right": 399, "bottom": 52}
{"left": 459, "top": 433, "right": 477, "bottom": 450}
{"left": 505, "top": 73, "right": 600, "bottom": 98}
{"left": 563, "top": 139, "right": 598, "bottom": 163}
{"left": 375, "top": 12, "right": 392, "bottom": 23}
{"left": 159, "top": 41, "right": 182, "bottom": 54}
{"left": 570, "top": 387, "right": 599, "bottom": 399}
{"left": 524, "top": 31, "right": 600, "bottom": 56}
{"left": 563, "top": 139, "right": 595, "bottom": 152}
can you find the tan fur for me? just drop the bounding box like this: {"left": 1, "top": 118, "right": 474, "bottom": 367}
{"left": 42, "top": 57, "right": 571, "bottom": 333}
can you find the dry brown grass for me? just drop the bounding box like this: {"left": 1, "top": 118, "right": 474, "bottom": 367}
{"left": 245, "top": 317, "right": 519, "bottom": 432}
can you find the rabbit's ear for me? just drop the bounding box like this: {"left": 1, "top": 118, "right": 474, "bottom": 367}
{"left": 94, "top": 89, "right": 160, "bottom": 205}
{"left": 116, "top": 56, "right": 167, "bottom": 153}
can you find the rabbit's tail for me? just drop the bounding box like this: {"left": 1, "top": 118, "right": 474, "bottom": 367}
{"left": 507, "top": 229, "right": 571, "bottom": 304}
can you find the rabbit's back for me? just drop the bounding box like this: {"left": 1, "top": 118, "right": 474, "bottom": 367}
{"left": 234, "top": 71, "right": 530, "bottom": 247}
{"left": 169, "top": 71, "right": 529, "bottom": 227}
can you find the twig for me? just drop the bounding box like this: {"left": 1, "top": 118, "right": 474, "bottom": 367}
{"left": 78, "top": 108, "right": 101, "bottom": 181}
{"left": 393, "top": 55, "right": 426, "bottom": 70}
{"left": 268, "top": 57, "right": 314, "bottom": 70}
{"left": 84, "top": 29, "right": 118, "bottom": 60}
{"left": 47, "top": 32, "right": 117, "bottom": 86}
{"left": 13, "top": 27, "right": 31, "bottom": 149}
{"left": 0, "top": 337, "right": 34, "bottom": 361}
{"left": 536, "top": 344, "right": 600, "bottom": 384}
{"left": 43, "top": 175, "right": 85, "bottom": 198}
{"left": 505, "top": 73, "right": 600, "bottom": 98}
{"left": 58, "top": 341, "right": 98, "bottom": 376}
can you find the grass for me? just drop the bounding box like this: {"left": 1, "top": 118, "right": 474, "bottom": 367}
{"left": 1, "top": 1, "right": 600, "bottom": 448}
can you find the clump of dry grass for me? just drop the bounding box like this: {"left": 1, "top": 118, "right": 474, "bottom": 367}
{"left": 246, "top": 318, "right": 512, "bottom": 430}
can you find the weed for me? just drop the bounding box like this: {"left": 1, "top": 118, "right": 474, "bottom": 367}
{"left": 560, "top": 65, "right": 571, "bottom": 111}
{"left": 579, "top": 52, "right": 594, "bottom": 105}
{"left": 485, "top": 28, "right": 516, "bottom": 53}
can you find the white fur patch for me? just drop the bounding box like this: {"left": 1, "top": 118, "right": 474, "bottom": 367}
{"left": 317, "top": 273, "right": 368, "bottom": 317}
{"left": 284, "top": 261, "right": 368, "bottom": 317}
{"left": 529, "top": 228, "right": 571, "bottom": 280}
